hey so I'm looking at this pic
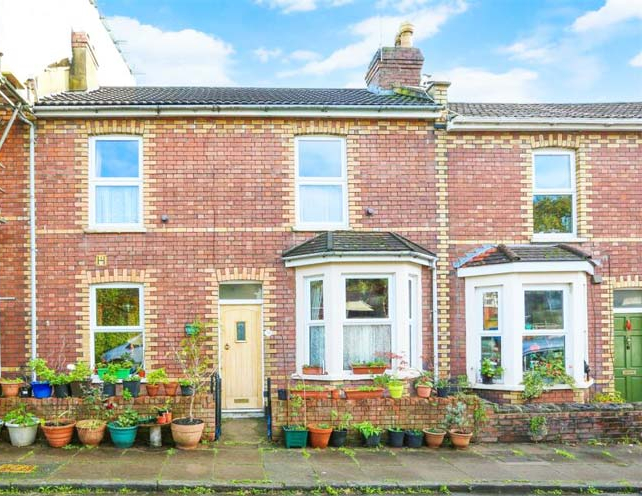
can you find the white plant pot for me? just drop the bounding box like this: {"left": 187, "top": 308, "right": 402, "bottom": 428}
{"left": 6, "top": 421, "right": 39, "bottom": 447}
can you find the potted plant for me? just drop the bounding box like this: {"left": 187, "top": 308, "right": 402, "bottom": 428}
{"left": 353, "top": 421, "right": 383, "bottom": 447}
{"left": 28, "top": 358, "right": 54, "bottom": 398}
{"left": 4, "top": 404, "right": 39, "bottom": 447}
{"left": 444, "top": 401, "right": 473, "bottom": 449}
{"left": 51, "top": 372, "right": 71, "bottom": 398}
{"left": 480, "top": 358, "right": 503, "bottom": 385}
{"left": 41, "top": 411, "right": 76, "bottom": 448}
{"left": 344, "top": 385, "right": 385, "bottom": 400}
{"left": 171, "top": 322, "right": 215, "bottom": 449}
{"left": 76, "top": 387, "right": 110, "bottom": 446}
{"left": 179, "top": 378, "right": 194, "bottom": 396}
{"left": 123, "top": 373, "right": 141, "bottom": 398}
{"left": 415, "top": 371, "right": 433, "bottom": 398}
{"left": 146, "top": 368, "right": 169, "bottom": 396}
{"left": 101, "top": 372, "right": 118, "bottom": 397}
{"left": 435, "top": 377, "right": 450, "bottom": 398}
{"left": 0, "top": 377, "right": 24, "bottom": 397}
{"left": 108, "top": 407, "right": 139, "bottom": 448}
{"left": 68, "top": 361, "right": 92, "bottom": 396}
{"left": 156, "top": 399, "right": 173, "bottom": 424}
{"left": 282, "top": 394, "right": 308, "bottom": 448}
{"left": 302, "top": 364, "right": 325, "bottom": 375}
{"left": 405, "top": 428, "right": 424, "bottom": 448}
{"left": 387, "top": 426, "right": 405, "bottom": 447}
{"left": 165, "top": 378, "right": 179, "bottom": 396}
{"left": 290, "top": 383, "right": 329, "bottom": 399}
{"left": 329, "top": 410, "right": 352, "bottom": 448}
{"left": 529, "top": 416, "right": 548, "bottom": 442}
{"left": 423, "top": 426, "right": 447, "bottom": 448}
{"left": 112, "top": 354, "right": 135, "bottom": 379}
{"left": 308, "top": 422, "right": 333, "bottom": 449}
{"left": 96, "top": 360, "right": 109, "bottom": 379}
{"left": 351, "top": 359, "right": 387, "bottom": 375}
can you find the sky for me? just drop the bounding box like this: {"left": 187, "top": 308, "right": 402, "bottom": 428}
{"left": 93, "top": 0, "right": 641, "bottom": 101}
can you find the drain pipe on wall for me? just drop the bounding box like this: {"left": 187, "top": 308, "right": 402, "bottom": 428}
{"left": 432, "top": 260, "right": 439, "bottom": 378}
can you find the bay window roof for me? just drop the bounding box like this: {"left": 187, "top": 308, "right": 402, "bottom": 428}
{"left": 455, "top": 243, "right": 594, "bottom": 269}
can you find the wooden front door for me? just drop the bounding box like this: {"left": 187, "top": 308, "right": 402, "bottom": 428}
{"left": 220, "top": 304, "right": 262, "bottom": 409}
{"left": 614, "top": 313, "right": 642, "bottom": 401}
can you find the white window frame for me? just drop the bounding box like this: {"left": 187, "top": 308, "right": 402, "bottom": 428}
{"left": 613, "top": 289, "right": 642, "bottom": 314}
{"left": 303, "top": 276, "right": 326, "bottom": 369}
{"left": 89, "top": 283, "right": 145, "bottom": 369}
{"left": 295, "top": 262, "right": 422, "bottom": 379}
{"left": 294, "top": 136, "right": 348, "bottom": 230}
{"left": 464, "top": 271, "right": 589, "bottom": 390}
{"left": 475, "top": 286, "right": 503, "bottom": 384}
{"left": 89, "top": 135, "right": 144, "bottom": 231}
{"left": 532, "top": 149, "right": 576, "bottom": 241}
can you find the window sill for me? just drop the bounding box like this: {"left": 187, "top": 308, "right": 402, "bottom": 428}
{"left": 472, "top": 379, "right": 593, "bottom": 391}
{"left": 292, "top": 371, "right": 421, "bottom": 382}
{"left": 292, "top": 226, "right": 351, "bottom": 233}
{"left": 85, "top": 227, "right": 147, "bottom": 234}
{"left": 531, "top": 235, "right": 587, "bottom": 244}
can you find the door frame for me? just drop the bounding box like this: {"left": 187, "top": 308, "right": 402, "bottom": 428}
{"left": 218, "top": 290, "right": 265, "bottom": 412}
{"left": 613, "top": 288, "right": 642, "bottom": 402}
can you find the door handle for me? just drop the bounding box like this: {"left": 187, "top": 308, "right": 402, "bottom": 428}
{"left": 224, "top": 343, "right": 230, "bottom": 351}
{"left": 626, "top": 336, "right": 632, "bottom": 350}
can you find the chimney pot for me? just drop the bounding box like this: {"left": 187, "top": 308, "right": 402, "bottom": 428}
{"left": 398, "top": 22, "right": 414, "bottom": 47}
{"left": 69, "top": 31, "right": 99, "bottom": 92}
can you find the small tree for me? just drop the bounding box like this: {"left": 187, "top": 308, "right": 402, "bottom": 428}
{"left": 174, "top": 320, "right": 216, "bottom": 422}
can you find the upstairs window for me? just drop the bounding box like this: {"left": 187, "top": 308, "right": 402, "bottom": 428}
{"left": 296, "top": 137, "right": 347, "bottom": 230}
{"left": 90, "top": 136, "right": 143, "bottom": 229}
{"left": 533, "top": 150, "right": 575, "bottom": 238}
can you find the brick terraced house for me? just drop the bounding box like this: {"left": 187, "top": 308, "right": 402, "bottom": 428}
{"left": 0, "top": 22, "right": 641, "bottom": 419}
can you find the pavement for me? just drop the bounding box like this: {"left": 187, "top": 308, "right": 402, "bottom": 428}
{"left": 0, "top": 418, "right": 638, "bottom": 494}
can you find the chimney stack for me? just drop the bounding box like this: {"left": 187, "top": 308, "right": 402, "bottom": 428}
{"left": 69, "top": 31, "right": 99, "bottom": 92}
{"left": 365, "top": 22, "right": 424, "bottom": 94}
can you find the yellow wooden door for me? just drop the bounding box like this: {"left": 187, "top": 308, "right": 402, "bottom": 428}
{"left": 220, "top": 304, "right": 262, "bottom": 409}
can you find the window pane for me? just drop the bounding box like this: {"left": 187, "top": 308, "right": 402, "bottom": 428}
{"left": 219, "top": 283, "right": 262, "bottom": 300}
{"left": 298, "top": 139, "right": 342, "bottom": 177}
{"left": 299, "top": 185, "right": 343, "bottom": 224}
{"left": 309, "top": 325, "right": 325, "bottom": 367}
{"left": 96, "top": 186, "right": 140, "bottom": 224}
{"left": 310, "top": 280, "right": 323, "bottom": 320}
{"left": 96, "top": 288, "right": 140, "bottom": 326}
{"left": 342, "top": 324, "right": 391, "bottom": 370}
{"left": 614, "top": 290, "right": 642, "bottom": 309}
{"left": 481, "top": 336, "right": 501, "bottom": 364}
{"left": 522, "top": 335, "right": 565, "bottom": 372}
{"left": 96, "top": 140, "right": 140, "bottom": 178}
{"left": 534, "top": 154, "right": 571, "bottom": 189}
{"left": 533, "top": 194, "right": 572, "bottom": 233}
{"left": 525, "top": 290, "right": 563, "bottom": 330}
{"left": 483, "top": 291, "right": 499, "bottom": 330}
{"left": 95, "top": 332, "right": 143, "bottom": 365}
{"left": 346, "top": 278, "right": 389, "bottom": 319}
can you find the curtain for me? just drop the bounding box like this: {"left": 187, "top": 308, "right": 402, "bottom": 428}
{"left": 310, "top": 280, "right": 323, "bottom": 320}
{"left": 299, "top": 185, "right": 342, "bottom": 223}
{"left": 342, "top": 324, "right": 391, "bottom": 370}
{"left": 96, "top": 185, "right": 139, "bottom": 224}
{"left": 309, "top": 325, "right": 325, "bottom": 368}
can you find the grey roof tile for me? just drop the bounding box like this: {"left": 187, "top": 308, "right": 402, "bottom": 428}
{"left": 282, "top": 231, "right": 436, "bottom": 259}
{"left": 459, "top": 243, "right": 593, "bottom": 268}
{"left": 36, "top": 86, "right": 436, "bottom": 107}
{"left": 449, "top": 102, "right": 642, "bottom": 119}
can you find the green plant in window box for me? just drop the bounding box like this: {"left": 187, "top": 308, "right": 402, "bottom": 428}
{"left": 351, "top": 359, "right": 388, "bottom": 374}
{"left": 521, "top": 354, "right": 575, "bottom": 400}
{"left": 480, "top": 358, "right": 504, "bottom": 384}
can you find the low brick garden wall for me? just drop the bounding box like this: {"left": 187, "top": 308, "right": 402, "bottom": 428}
{"left": 271, "top": 394, "right": 642, "bottom": 445}
{"left": 0, "top": 393, "right": 216, "bottom": 444}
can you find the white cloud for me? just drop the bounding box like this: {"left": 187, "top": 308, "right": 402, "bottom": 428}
{"left": 278, "top": 1, "right": 467, "bottom": 78}
{"left": 254, "top": 47, "right": 283, "bottom": 63}
{"left": 289, "top": 50, "right": 321, "bottom": 62}
{"left": 375, "top": 0, "right": 429, "bottom": 12}
{"left": 105, "top": 16, "right": 234, "bottom": 85}
{"left": 631, "top": 51, "right": 642, "bottom": 67}
{"left": 572, "top": 0, "right": 642, "bottom": 32}
{"left": 255, "top": 0, "right": 353, "bottom": 14}
{"left": 501, "top": 40, "right": 555, "bottom": 63}
{"left": 438, "top": 67, "right": 539, "bottom": 102}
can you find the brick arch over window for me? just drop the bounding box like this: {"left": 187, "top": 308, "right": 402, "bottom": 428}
{"left": 74, "top": 268, "right": 158, "bottom": 367}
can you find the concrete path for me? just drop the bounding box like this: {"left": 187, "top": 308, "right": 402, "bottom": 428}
{"left": 0, "top": 440, "right": 639, "bottom": 494}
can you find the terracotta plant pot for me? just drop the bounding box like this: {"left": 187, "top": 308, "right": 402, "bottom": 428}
{"left": 157, "top": 411, "right": 173, "bottom": 424}
{"left": 351, "top": 365, "right": 387, "bottom": 375}
{"left": 76, "top": 419, "right": 107, "bottom": 446}
{"left": 1, "top": 382, "right": 22, "bottom": 398}
{"left": 330, "top": 388, "right": 341, "bottom": 399}
{"left": 302, "top": 366, "right": 325, "bottom": 375}
{"left": 42, "top": 420, "right": 76, "bottom": 448}
{"left": 164, "top": 382, "right": 179, "bottom": 396}
{"left": 291, "top": 389, "right": 329, "bottom": 399}
{"left": 308, "top": 424, "right": 333, "bottom": 449}
{"left": 146, "top": 384, "right": 161, "bottom": 397}
{"left": 344, "top": 388, "right": 384, "bottom": 400}
{"left": 423, "top": 428, "right": 446, "bottom": 448}
{"left": 449, "top": 430, "right": 473, "bottom": 449}
{"left": 416, "top": 385, "right": 432, "bottom": 398}
{"left": 171, "top": 418, "right": 205, "bottom": 449}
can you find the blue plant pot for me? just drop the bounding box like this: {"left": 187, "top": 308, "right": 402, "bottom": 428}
{"left": 32, "top": 381, "right": 52, "bottom": 399}
{"left": 108, "top": 422, "right": 138, "bottom": 448}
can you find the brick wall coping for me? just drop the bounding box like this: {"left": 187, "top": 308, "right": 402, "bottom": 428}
{"left": 495, "top": 401, "right": 642, "bottom": 414}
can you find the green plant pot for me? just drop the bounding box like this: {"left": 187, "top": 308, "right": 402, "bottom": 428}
{"left": 115, "top": 368, "right": 130, "bottom": 380}
{"left": 108, "top": 422, "right": 138, "bottom": 448}
{"left": 388, "top": 383, "right": 404, "bottom": 399}
{"left": 282, "top": 426, "right": 308, "bottom": 448}
{"left": 96, "top": 368, "right": 109, "bottom": 379}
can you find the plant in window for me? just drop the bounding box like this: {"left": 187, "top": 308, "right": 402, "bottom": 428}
{"left": 350, "top": 359, "right": 388, "bottom": 375}
{"left": 443, "top": 401, "right": 473, "bottom": 449}
{"left": 302, "top": 364, "right": 325, "bottom": 375}
{"left": 522, "top": 354, "right": 574, "bottom": 400}
{"left": 480, "top": 358, "right": 504, "bottom": 384}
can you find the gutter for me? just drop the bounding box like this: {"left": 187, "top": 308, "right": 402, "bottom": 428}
{"left": 282, "top": 250, "right": 438, "bottom": 267}
{"left": 33, "top": 103, "right": 444, "bottom": 120}
{"left": 448, "top": 116, "right": 642, "bottom": 131}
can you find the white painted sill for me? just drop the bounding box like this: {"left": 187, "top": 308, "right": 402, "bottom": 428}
{"left": 472, "top": 378, "right": 594, "bottom": 391}
{"left": 531, "top": 234, "right": 587, "bottom": 244}
{"left": 292, "top": 225, "right": 351, "bottom": 232}
{"left": 85, "top": 227, "right": 147, "bottom": 234}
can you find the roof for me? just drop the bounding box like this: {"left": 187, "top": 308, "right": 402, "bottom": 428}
{"left": 36, "top": 86, "right": 436, "bottom": 108}
{"left": 457, "top": 244, "right": 593, "bottom": 269}
{"left": 449, "top": 102, "right": 642, "bottom": 119}
{"left": 282, "top": 231, "right": 436, "bottom": 260}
